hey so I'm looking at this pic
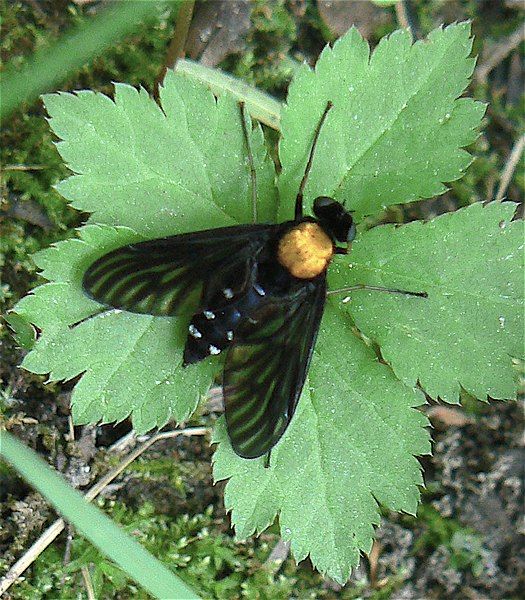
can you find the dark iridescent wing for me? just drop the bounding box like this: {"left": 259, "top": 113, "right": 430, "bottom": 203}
{"left": 82, "top": 224, "right": 276, "bottom": 316}
{"left": 223, "top": 277, "right": 327, "bottom": 459}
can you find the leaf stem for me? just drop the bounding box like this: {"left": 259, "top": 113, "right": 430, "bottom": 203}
{"left": 175, "top": 59, "right": 282, "bottom": 130}
{"left": 395, "top": 1, "right": 421, "bottom": 40}
{"left": 154, "top": 0, "right": 195, "bottom": 98}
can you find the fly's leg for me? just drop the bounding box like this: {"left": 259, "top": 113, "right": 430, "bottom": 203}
{"left": 264, "top": 450, "right": 271, "bottom": 469}
{"left": 327, "top": 285, "right": 428, "bottom": 298}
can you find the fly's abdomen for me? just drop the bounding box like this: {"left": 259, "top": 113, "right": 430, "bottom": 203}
{"left": 182, "top": 283, "right": 268, "bottom": 366}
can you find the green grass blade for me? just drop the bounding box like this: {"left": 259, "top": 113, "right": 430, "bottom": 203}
{"left": 175, "top": 59, "right": 282, "bottom": 130}
{"left": 0, "top": 430, "right": 200, "bottom": 600}
{"left": 0, "top": 1, "right": 176, "bottom": 123}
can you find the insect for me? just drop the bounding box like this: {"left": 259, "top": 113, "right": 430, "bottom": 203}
{"left": 83, "top": 100, "right": 425, "bottom": 464}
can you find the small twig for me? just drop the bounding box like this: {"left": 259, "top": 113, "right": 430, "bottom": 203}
{"left": 1, "top": 164, "right": 46, "bottom": 171}
{"left": 0, "top": 427, "right": 209, "bottom": 595}
{"left": 59, "top": 523, "right": 75, "bottom": 586}
{"left": 368, "top": 539, "right": 381, "bottom": 588}
{"left": 81, "top": 566, "right": 96, "bottom": 600}
{"left": 476, "top": 23, "right": 525, "bottom": 85}
{"left": 0, "top": 520, "right": 65, "bottom": 595}
{"left": 154, "top": 0, "right": 195, "bottom": 98}
{"left": 66, "top": 414, "right": 75, "bottom": 442}
{"left": 394, "top": 0, "right": 421, "bottom": 40}
{"left": 264, "top": 539, "right": 290, "bottom": 569}
{"left": 108, "top": 429, "right": 137, "bottom": 452}
{"left": 495, "top": 133, "right": 525, "bottom": 202}
{"left": 84, "top": 427, "right": 209, "bottom": 504}
{"left": 395, "top": 2, "right": 409, "bottom": 30}
{"left": 426, "top": 405, "right": 473, "bottom": 427}
{"left": 487, "top": 105, "right": 516, "bottom": 135}
{"left": 62, "top": 524, "right": 74, "bottom": 567}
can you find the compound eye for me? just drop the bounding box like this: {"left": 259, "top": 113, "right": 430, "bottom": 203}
{"left": 347, "top": 221, "right": 356, "bottom": 243}
{"left": 313, "top": 196, "right": 336, "bottom": 216}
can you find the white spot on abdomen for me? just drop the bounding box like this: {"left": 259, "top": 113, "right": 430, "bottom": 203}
{"left": 189, "top": 324, "right": 202, "bottom": 338}
{"left": 209, "top": 344, "right": 221, "bottom": 355}
{"left": 204, "top": 310, "right": 215, "bottom": 320}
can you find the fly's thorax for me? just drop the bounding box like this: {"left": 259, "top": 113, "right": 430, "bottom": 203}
{"left": 277, "top": 221, "right": 334, "bottom": 279}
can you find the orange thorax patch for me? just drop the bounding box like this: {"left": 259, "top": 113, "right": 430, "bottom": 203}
{"left": 277, "top": 222, "right": 334, "bottom": 279}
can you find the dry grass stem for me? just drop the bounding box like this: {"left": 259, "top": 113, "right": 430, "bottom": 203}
{"left": 81, "top": 565, "right": 96, "bottom": 600}
{"left": 495, "top": 133, "right": 525, "bottom": 202}
{"left": 476, "top": 23, "right": 525, "bottom": 84}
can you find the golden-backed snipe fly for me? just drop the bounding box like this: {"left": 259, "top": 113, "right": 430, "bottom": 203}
{"left": 83, "top": 100, "right": 425, "bottom": 463}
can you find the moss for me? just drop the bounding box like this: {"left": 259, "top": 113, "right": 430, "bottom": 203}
{"left": 412, "top": 504, "right": 488, "bottom": 577}
{"left": 6, "top": 501, "right": 311, "bottom": 599}
{"left": 221, "top": 0, "right": 298, "bottom": 98}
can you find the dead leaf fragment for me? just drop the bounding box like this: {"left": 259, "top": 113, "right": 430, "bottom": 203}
{"left": 427, "top": 405, "right": 473, "bottom": 427}
{"left": 317, "top": 0, "right": 390, "bottom": 39}
{"left": 185, "top": 0, "right": 251, "bottom": 67}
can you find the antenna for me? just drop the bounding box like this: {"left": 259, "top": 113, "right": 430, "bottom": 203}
{"left": 295, "top": 100, "right": 333, "bottom": 220}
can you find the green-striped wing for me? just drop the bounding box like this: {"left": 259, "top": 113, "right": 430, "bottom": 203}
{"left": 82, "top": 224, "right": 276, "bottom": 316}
{"left": 223, "top": 277, "right": 327, "bottom": 458}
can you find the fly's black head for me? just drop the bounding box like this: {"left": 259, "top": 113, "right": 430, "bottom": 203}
{"left": 313, "top": 196, "right": 356, "bottom": 244}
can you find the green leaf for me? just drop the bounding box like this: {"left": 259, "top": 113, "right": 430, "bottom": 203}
{"left": 4, "top": 313, "right": 36, "bottom": 350}
{"left": 329, "top": 202, "right": 524, "bottom": 402}
{"left": 0, "top": 430, "right": 200, "bottom": 599}
{"left": 46, "top": 71, "right": 277, "bottom": 236}
{"left": 213, "top": 306, "right": 430, "bottom": 583}
{"left": 15, "top": 71, "right": 278, "bottom": 432}
{"left": 371, "top": 0, "right": 398, "bottom": 6}
{"left": 278, "top": 22, "right": 485, "bottom": 221}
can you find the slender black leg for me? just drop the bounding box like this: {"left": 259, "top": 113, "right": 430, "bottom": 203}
{"left": 239, "top": 101, "right": 258, "bottom": 224}
{"left": 295, "top": 100, "right": 334, "bottom": 221}
{"left": 264, "top": 450, "right": 271, "bottom": 469}
{"left": 327, "top": 284, "right": 428, "bottom": 298}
